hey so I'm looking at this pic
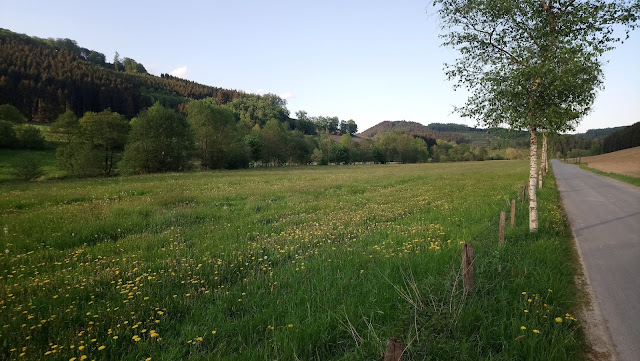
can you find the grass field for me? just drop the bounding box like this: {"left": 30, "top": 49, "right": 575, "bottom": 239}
{"left": 0, "top": 149, "right": 63, "bottom": 183}
{"left": 0, "top": 161, "right": 586, "bottom": 360}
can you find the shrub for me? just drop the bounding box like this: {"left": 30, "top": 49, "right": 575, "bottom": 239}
{"left": 11, "top": 153, "right": 44, "bottom": 181}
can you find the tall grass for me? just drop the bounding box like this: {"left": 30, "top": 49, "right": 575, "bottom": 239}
{"left": 0, "top": 161, "right": 586, "bottom": 360}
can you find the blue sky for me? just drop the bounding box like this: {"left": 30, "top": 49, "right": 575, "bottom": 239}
{"left": 1, "top": 0, "right": 638, "bottom": 133}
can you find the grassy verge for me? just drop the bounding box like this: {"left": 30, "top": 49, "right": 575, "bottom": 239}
{"left": 0, "top": 162, "right": 586, "bottom": 360}
{"left": 576, "top": 163, "right": 640, "bottom": 187}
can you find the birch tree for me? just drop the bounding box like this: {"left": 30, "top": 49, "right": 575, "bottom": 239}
{"left": 432, "top": 0, "right": 639, "bottom": 231}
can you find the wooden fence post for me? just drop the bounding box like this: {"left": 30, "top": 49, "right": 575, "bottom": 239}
{"left": 462, "top": 243, "right": 474, "bottom": 292}
{"left": 510, "top": 199, "right": 516, "bottom": 228}
{"left": 384, "top": 338, "right": 403, "bottom": 361}
{"left": 499, "top": 211, "right": 506, "bottom": 246}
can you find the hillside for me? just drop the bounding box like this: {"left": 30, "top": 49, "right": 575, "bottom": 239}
{"left": 359, "top": 120, "right": 529, "bottom": 147}
{"left": 358, "top": 120, "right": 466, "bottom": 144}
{"left": 578, "top": 146, "right": 640, "bottom": 178}
{"left": 0, "top": 29, "right": 244, "bottom": 122}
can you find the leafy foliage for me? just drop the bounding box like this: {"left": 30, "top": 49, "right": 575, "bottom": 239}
{"left": 432, "top": 0, "right": 638, "bottom": 132}
{"left": 122, "top": 103, "right": 194, "bottom": 174}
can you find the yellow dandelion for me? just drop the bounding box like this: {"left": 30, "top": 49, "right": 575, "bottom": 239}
{"left": 555, "top": 317, "right": 563, "bottom": 323}
{"left": 533, "top": 329, "right": 540, "bottom": 334}
{"left": 113, "top": 336, "right": 118, "bottom": 340}
{"left": 80, "top": 356, "right": 87, "bottom": 361}
{"left": 288, "top": 324, "right": 293, "bottom": 328}
{"left": 521, "top": 292, "right": 526, "bottom": 295}
{"left": 520, "top": 326, "right": 526, "bottom": 330}
{"left": 98, "top": 346, "right": 106, "bottom": 351}
{"left": 211, "top": 330, "right": 216, "bottom": 334}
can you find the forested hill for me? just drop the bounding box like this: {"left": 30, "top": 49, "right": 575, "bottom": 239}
{"left": 358, "top": 121, "right": 467, "bottom": 144}
{"left": 0, "top": 29, "right": 245, "bottom": 122}
{"left": 358, "top": 120, "right": 532, "bottom": 147}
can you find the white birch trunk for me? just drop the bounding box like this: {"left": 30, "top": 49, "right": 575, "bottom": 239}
{"left": 529, "top": 127, "right": 539, "bottom": 232}
{"left": 541, "top": 131, "right": 548, "bottom": 175}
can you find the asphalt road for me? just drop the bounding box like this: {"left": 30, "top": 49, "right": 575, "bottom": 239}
{"left": 553, "top": 160, "right": 640, "bottom": 361}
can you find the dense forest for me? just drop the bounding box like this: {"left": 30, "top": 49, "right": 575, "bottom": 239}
{"left": 0, "top": 29, "right": 244, "bottom": 121}
{"left": 601, "top": 122, "right": 640, "bottom": 153}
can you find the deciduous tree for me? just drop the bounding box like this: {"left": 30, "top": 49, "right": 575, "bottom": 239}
{"left": 433, "top": 0, "right": 639, "bottom": 231}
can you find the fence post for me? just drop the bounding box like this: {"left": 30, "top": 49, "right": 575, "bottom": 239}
{"left": 510, "top": 199, "right": 516, "bottom": 228}
{"left": 462, "top": 243, "right": 474, "bottom": 292}
{"left": 499, "top": 211, "right": 506, "bottom": 246}
{"left": 384, "top": 338, "right": 403, "bottom": 361}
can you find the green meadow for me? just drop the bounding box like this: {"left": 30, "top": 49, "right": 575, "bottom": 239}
{"left": 0, "top": 161, "right": 585, "bottom": 360}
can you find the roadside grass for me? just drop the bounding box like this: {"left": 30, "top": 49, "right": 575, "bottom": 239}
{"left": 576, "top": 162, "right": 640, "bottom": 187}
{"left": 0, "top": 162, "right": 586, "bottom": 360}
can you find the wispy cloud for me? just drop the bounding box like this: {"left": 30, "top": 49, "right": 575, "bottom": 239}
{"left": 280, "top": 92, "right": 294, "bottom": 100}
{"left": 170, "top": 66, "right": 188, "bottom": 79}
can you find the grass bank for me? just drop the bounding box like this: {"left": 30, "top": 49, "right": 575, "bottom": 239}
{"left": 0, "top": 162, "right": 586, "bottom": 360}
{"left": 576, "top": 162, "right": 640, "bottom": 187}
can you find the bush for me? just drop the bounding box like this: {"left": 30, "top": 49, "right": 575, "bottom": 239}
{"left": 0, "top": 120, "right": 18, "bottom": 148}
{"left": 11, "top": 153, "right": 44, "bottom": 181}
{"left": 0, "top": 104, "right": 25, "bottom": 123}
{"left": 14, "top": 125, "right": 46, "bottom": 149}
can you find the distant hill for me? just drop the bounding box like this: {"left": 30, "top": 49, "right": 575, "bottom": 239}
{"left": 358, "top": 120, "right": 529, "bottom": 148}
{"left": 358, "top": 121, "right": 467, "bottom": 144}
{"left": 580, "top": 126, "right": 626, "bottom": 139}
{"left": 0, "top": 28, "right": 245, "bottom": 122}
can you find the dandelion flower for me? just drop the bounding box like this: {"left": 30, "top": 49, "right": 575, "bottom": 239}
{"left": 521, "top": 292, "right": 527, "bottom": 295}
{"left": 288, "top": 324, "right": 293, "bottom": 328}
{"left": 211, "top": 330, "right": 216, "bottom": 334}
{"left": 520, "top": 326, "right": 526, "bottom": 330}
{"left": 98, "top": 346, "right": 106, "bottom": 350}
{"left": 533, "top": 329, "right": 540, "bottom": 334}
{"left": 555, "top": 317, "right": 563, "bottom": 323}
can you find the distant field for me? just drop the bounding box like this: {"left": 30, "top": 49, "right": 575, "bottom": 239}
{"left": 0, "top": 162, "right": 586, "bottom": 360}
{"left": 578, "top": 147, "right": 640, "bottom": 178}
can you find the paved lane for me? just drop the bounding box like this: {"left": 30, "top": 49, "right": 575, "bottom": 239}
{"left": 553, "top": 159, "right": 640, "bottom": 361}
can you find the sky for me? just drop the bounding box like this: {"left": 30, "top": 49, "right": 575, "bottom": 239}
{"left": 1, "top": 0, "right": 638, "bottom": 133}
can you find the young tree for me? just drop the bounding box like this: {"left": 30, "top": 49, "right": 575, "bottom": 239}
{"left": 187, "top": 99, "right": 238, "bottom": 169}
{"left": 80, "top": 110, "right": 130, "bottom": 176}
{"left": 433, "top": 0, "right": 639, "bottom": 231}
{"left": 122, "top": 103, "right": 194, "bottom": 174}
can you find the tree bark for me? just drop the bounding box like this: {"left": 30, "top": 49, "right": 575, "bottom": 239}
{"left": 541, "top": 131, "right": 548, "bottom": 175}
{"left": 529, "top": 126, "right": 539, "bottom": 232}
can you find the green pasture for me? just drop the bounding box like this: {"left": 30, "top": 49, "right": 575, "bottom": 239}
{"left": 0, "top": 162, "right": 586, "bottom": 360}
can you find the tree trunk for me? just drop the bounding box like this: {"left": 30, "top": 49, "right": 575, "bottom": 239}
{"left": 541, "top": 131, "right": 548, "bottom": 175}
{"left": 529, "top": 127, "right": 539, "bottom": 232}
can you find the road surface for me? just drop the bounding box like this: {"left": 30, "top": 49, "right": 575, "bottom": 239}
{"left": 553, "top": 160, "right": 640, "bottom": 361}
